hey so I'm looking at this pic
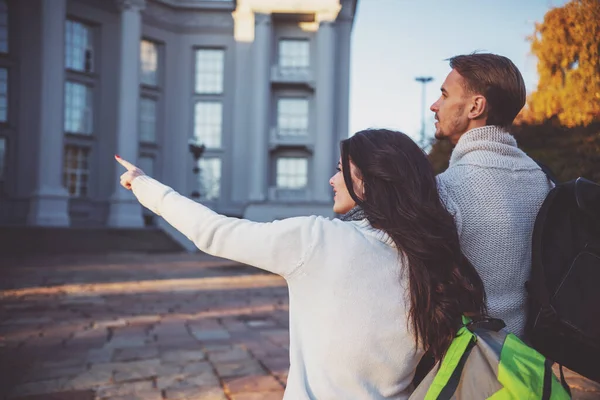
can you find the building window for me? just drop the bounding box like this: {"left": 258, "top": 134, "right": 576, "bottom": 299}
{"left": 277, "top": 98, "right": 308, "bottom": 135}
{"left": 194, "top": 101, "right": 222, "bottom": 148}
{"left": 65, "top": 81, "right": 92, "bottom": 134}
{"left": 279, "top": 39, "right": 310, "bottom": 69}
{"left": 276, "top": 157, "right": 308, "bottom": 189}
{"left": 139, "top": 97, "right": 156, "bottom": 143}
{"left": 0, "top": 136, "right": 5, "bottom": 181}
{"left": 195, "top": 49, "right": 224, "bottom": 94}
{"left": 65, "top": 20, "right": 94, "bottom": 73}
{"left": 63, "top": 145, "right": 90, "bottom": 197}
{"left": 140, "top": 40, "right": 158, "bottom": 86}
{"left": 0, "top": 1, "right": 8, "bottom": 54}
{"left": 199, "top": 158, "right": 221, "bottom": 201}
{"left": 0, "top": 68, "right": 7, "bottom": 122}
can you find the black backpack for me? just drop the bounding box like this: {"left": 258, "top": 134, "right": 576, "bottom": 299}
{"left": 527, "top": 167, "right": 600, "bottom": 385}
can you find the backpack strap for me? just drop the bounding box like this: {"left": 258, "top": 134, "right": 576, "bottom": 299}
{"left": 533, "top": 159, "right": 559, "bottom": 185}
{"left": 423, "top": 323, "right": 476, "bottom": 400}
{"left": 558, "top": 364, "right": 572, "bottom": 397}
{"left": 528, "top": 160, "right": 561, "bottom": 320}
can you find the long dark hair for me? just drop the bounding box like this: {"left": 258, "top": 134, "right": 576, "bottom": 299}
{"left": 340, "top": 128, "right": 486, "bottom": 361}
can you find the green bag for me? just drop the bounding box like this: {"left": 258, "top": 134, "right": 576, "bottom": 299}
{"left": 410, "top": 317, "right": 571, "bottom": 399}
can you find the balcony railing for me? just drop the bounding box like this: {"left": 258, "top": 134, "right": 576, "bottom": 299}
{"left": 270, "top": 66, "right": 314, "bottom": 88}
{"left": 269, "top": 127, "right": 313, "bottom": 151}
{"left": 268, "top": 187, "right": 310, "bottom": 202}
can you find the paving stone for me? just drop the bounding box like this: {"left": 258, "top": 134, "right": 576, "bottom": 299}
{"left": 181, "top": 361, "right": 213, "bottom": 375}
{"left": 113, "top": 346, "right": 158, "bottom": 362}
{"left": 202, "top": 344, "right": 234, "bottom": 353}
{"left": 86, "top": 348, "right": 114, "bottom": 364}
{"left": 207, "top": 347, "right": 250, "bottom": 363}
{"left": 183, "top": 372, "right": 221, "bottom": 389}
{"left": 160, "top": 349, "right": 206, "bottom": 363}
{"left": 189, "top": 329, "right": 230, "bottom": 341}
{"left": 156, "top": 363, "right": 183, "bottom": 375}
{"left": 213, "top": 361, "right": 266, "bottom": 378}
{"left": 224, "top": 375, "right": 282, "bottom": 393}
{"left": 104, "top": 336, "right": 147, "bottom": 348}
{"left": 63, "top": 369, "right": 112, "bottom": 390}
{"left": 96, "top": 391, "right": 162, "bottom": 400}
{"left": 94, "top": 381, "right": 154, "bottom": 398}
{"left": 112, "top": 359, "right": 161, "bottom": 382}
{"left": 156, "top": 373, "right": 188, "bottom": 390}
{"left": 230, "top": 392, "right": 285, "bottom": 400}
{"left": 258, "top": 357, "right": 290, "bottom": 375}
{"left": 165, "top": 386, "right": 227, "bottom": 400}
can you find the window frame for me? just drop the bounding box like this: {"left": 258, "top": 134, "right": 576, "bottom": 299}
{"left": 65, "top": 18, "right": 95, "bottom": 75}
{"left": 194, "top": 48, "right": 225, "bottom": 95}
{"left": 276, "top": 97, "right": 309, "bottom": 136}
{"left": 278, "top": 38, "right": 310, "bottom": 70}
{"left": 140, "top": 38, "right": 160, "bottom": 88}
{"left": 63, "top": 18, "right": 98, "bottom": 198}
{"left": 275, "top": 156, "right": 309, "bottom": 190}
{"left": 62, "top": 143, "right": 92, "bottom": 198}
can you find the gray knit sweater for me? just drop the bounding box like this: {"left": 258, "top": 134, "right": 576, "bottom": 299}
{"left": 437, "top": 126, "right": 553, "bottom": 338}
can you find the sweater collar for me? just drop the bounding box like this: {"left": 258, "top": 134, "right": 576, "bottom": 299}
{"left": 349, "top": 218, "right": 396, "bottom": 247}
{"left": 449, "top": 125, "right": 518, "bottom": 166}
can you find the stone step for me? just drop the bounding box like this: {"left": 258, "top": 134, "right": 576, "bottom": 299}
{"left": 0, "top": 226, "right": 185, "bottom": 256}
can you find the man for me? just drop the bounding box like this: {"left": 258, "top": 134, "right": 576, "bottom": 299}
{"left": 432, "top": 53, "right": 553, "bottom": 338}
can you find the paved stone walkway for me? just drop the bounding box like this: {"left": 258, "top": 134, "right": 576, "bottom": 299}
{"left": 0, "top": 253, "right": 598, "bottom": 400}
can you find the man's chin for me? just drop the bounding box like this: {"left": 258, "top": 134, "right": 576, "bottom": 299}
{"left": 434, "top": 131, "right": 447, "bottom": 141}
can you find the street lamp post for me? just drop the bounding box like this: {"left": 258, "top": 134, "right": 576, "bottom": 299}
{"left": 188, "top": 138, "right": 206, "bottom": 199}
{"left": 415, "top": 76, "right": 434, "bottom": 148}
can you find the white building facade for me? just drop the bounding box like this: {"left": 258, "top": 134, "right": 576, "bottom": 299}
{"left": 0, "top": 0, "right": 357, "bottom": 232}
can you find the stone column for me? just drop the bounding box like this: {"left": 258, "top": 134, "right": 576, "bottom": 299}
{"left": 27, "top": 0, "right": 70, "bottom": 226}
{"left": 248, "top": 13, "right": 271, "bottom": 202}
{"left": 107, "top": 0, "right": 145, "bottom": 227}
{"left": 312, "top": 21, "right": 336, "bottom": 203}
{"left": 231, "top": 7, "right": 253, "bottom": 202}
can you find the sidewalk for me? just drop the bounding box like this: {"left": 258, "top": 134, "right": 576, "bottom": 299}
{"left": 1, "top": 253, "right": 598, "bottom": 400}
{"left": 1, "top": 253, "right": 289, "bottom": 400}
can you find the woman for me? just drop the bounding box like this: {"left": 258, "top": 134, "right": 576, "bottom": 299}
{"left": 116, "top": 128, "right": 486, "bottom": 399}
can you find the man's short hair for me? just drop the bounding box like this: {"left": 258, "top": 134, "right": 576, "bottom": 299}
{"left": 449, "top": 53, "right": 526, "bottom": 128}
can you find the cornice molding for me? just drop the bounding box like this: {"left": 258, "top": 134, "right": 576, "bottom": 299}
{"left": 143, "top": 0, "right": 234, "bottom": 33}
{"left": 149, "top": 0, "right": 235, "bottom": 11}
{"left": 115, "top": 0, "right": 147, "bottom": 12}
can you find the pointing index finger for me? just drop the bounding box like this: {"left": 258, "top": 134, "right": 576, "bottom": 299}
{"left": 115, "top": 155, "right": 136, "bottom": 171}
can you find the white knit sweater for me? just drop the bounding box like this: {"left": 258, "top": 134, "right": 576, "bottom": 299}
{"left": 437, "top": 126, "right": 553, "bottom": 338}
{"left": 131, "top": 176, "right": 423, "bottom": 400}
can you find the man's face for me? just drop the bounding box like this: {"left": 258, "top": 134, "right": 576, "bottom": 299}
{"left": 430, "top": 69, "right": 472, "bottom": 145}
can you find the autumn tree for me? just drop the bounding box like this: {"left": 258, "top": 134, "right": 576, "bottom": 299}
{"left": 521, "top": 0, "right": 600, "bottom": 127}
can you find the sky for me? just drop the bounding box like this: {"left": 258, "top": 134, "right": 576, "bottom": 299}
{"left": 348, "top": 0, "right": 569, "bottom": 142}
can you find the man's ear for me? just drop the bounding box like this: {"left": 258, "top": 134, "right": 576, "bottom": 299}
{"left": 468, "top": 95, "right": 487, "bottom": 120}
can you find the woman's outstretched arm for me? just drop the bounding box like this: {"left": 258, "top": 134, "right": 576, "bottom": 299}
{"left": 117, "top": 156, "right": 319, "bottom": 278}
